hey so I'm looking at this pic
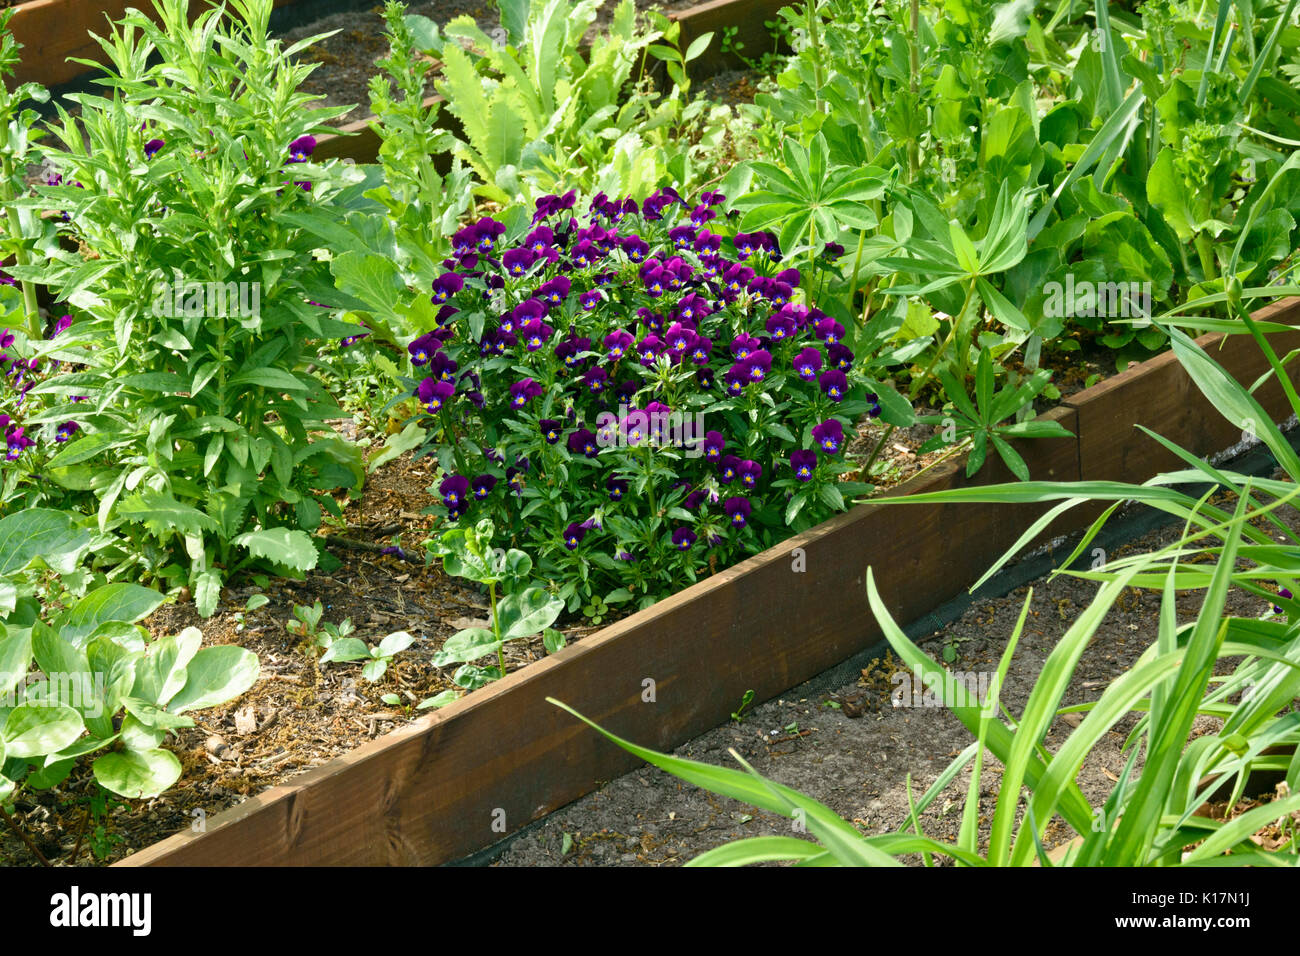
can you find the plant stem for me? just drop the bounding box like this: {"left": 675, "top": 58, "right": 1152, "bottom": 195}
{"left": 490, "top": 578, "right": 505, "bottom": 677}
{"left": 0, "top": 156, "right": 41, "bottom": 340}
{"left": 909, "top": 276, "right": 978, "bottom": 401}
{"left": 862, "top": 423, "right": 897, "bottom": 477}
{"left": 908, "top": 0, "right": 921, "bottom": 180}
{"left": 846, "top": 228, "right": 867, "bottom": 322}
{"left": 69, "top": 805, "right": 92, "bottom": 863}
{"left": 1194, "top": 233, "right": 1218, "bottom": 283}
{"left": 807, "top": 214, "right": 818, "bottom": 290}
{"left": 0, "top": 803, "right": 51, "bottom": 866}
{"left": 807, "top": 0, "right": 824, "bottom": 112}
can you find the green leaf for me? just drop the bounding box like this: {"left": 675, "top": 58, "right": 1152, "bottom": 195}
{"left": 497, "top": 588, "right": 564, "bottom": 641}
{"left": 0, "top": 627, "right": 32, "bottom": 697}
{"left": 233, "top": 528, "right": 319, "bottom": 572}
{"left": 542, "top": 627, "right": 566, "bottom": 654}
{"left": 417, "top": 689, "right": 459, "bottom": 710}
{"left": 120, "top": 697, "right": 196, "bottom": 732}
{"left": 62, "top": 584, "right": 167, "bottom": 649}
{"left": 2, "top": 704, "right": 84, "bottom": 759}
{"left": 228, "top": 367, "right": 309, "bottom": 392}
{"left": 116, "top": 492, "right": 220, "bottom": 536}
{"left": 0, "top": 508, "right": 92, "bottom": 575}
{"left": 431, "top": 627, "right": 500, "bottom": 666}
{"left": 194, "top": 570, "right": 222, "bottom": 618}
{"left": 166, "top": 645, "right": 260, "bottom": 714}
{"left": 93, "top": 748, "right": 182, "bottom": 800}
{"left": 321, "top": 637, "right": 371, "bottom": 663}
{"left": 44, "top": 432, "right": 124, "bottom": 469}
{"left": 376, "top": 631, "right": 416, "bottom": 659}
{"left": 683, "top": 31, "right": 713, "bottom": 61}
{"left": 132, "top": 627, "right": 203, "bottom": 708}
{"left": 369, "top": 421, "right": 425, "bottom": 473}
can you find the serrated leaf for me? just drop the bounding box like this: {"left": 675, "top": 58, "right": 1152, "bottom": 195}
{"left": 232, "top": 528, "right": 319, "bottom": 571}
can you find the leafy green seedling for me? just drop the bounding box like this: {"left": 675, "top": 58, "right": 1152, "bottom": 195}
{"left": 731, "top": 689, "right": 756, "bottom": 723}
{"left": 915, "top": 347, "right": 1074, "bottom": 480}
{"left": 320, "top": 630, "right": 417, "bottom": 682}
{"left": 427, "top": 519, "right": 563, "bottom": 688}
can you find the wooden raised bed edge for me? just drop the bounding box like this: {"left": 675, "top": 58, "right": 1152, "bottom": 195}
{"left": 114, "top": 298, "right": 1300, "bottom": 867}
{"left": 8, "top": 0, "right": 777, "bottom": 95}
{"left": 6, "top": 0, "right": 305, "bottom": 89}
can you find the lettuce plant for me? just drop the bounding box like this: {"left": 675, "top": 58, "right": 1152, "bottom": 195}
{"left": 0, "top": 508, "right": 259, "bottom": 840}
{"left": 14, "top": 0, "right": 367, "bottom": 612}
{"left": 380, "top": 188, "right": 905, "bottom": 611}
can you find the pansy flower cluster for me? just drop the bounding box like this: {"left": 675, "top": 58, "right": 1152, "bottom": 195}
{"left": 399, "top": 189, "right": 876, "bottom": 607}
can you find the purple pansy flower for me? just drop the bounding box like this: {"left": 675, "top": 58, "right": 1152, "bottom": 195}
{"left": 563, "top": 522, "right": 587, "bottom": 550}
{"left": 509, "top": 378, "right": 543, "bottom": 408}
{"left": 737, "top": 460, "right": 762, "bottom": 490}
{"left": 718, "top": 454, "right": 741, "bottom": 484}
{"left": 417, "top": 378, "right": 456, "bottom": 413}
{"left": 408, "top": 332, "right": 440, "bottom": 365}
{"left": 440, "top": 474, "right": 470, "bottom": 509}
{"left": 503, "top": 247, "right": 537, "bottom": 276}
{"left": 790, "top": 449, "right": 817, "bottom": 481}
{"left": 814, "top": 317, "right": 846, "bottom": 345}
{"left": 812, "top": 419, "right": 844, "bottom": 454}
{"left": 820, "top": 369, "right": 848, "bottom": 401}
{"left": 604, "top": 329, "right": 635, "bottom": 361}
{"left": 723, "top": 496, "right": 752, "bottom": 528}
{"left": 568, "top": 428, "right": 599, "bottom": 458}
{"left": 537, "top": 275, "right": 571, "bottom": 305}
{"left": 431, "top": 272, "right": 464, "bottom": 304}
{"left": 793, "top": 346, "right": 823, "bottom": 380}
{"left": 287, "top": 135, "right": 316, "bottom": 163}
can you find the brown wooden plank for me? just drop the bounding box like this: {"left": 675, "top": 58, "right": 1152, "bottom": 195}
{"left": 8, "top": 0, "right": 304, "bottom": 89}
{"left": 1064, "top": 303, "right": 1300, "bottom": 484}
{"left": 672, "top": 0, "right": 790, "bottom": 78}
